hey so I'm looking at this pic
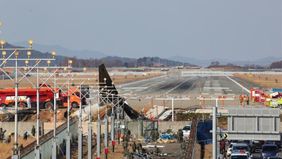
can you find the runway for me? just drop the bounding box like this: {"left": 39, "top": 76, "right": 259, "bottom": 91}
{"left": 117, "top": 73, "right": 261, "bottom": 110}
{"left": 118, "top": 75, "right": 258, "bottom": 96}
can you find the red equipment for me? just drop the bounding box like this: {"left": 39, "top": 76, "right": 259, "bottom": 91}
{"left": 250, "top": 88, "right": 268, "bottom": 103}
{"left": 0, "top": 87, "right": 59, "bottom": 109}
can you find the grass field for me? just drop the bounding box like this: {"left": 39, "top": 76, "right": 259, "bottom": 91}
{"left": 0, "top": 71, "right": 161, "bottom": 88}
{"left": 234, "top": 73, "right": 282, "bottom": 88}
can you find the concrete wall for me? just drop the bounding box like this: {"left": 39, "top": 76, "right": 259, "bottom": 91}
{"left": 82, "top": 120, "right": 191, "bottom": 136}
{"left": 20, "top": 119, "right": 78, "bottom": 159}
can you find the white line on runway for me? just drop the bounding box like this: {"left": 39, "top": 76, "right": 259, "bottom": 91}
{"left": 203, "top": 87, "right": 230, "bottom": 90}
{"left": 165, "top": 77, "right": 193, "bottom": 94}
{"left": 117, "top": 75, "right": 166, "bottom": 88}
{"left": 121, "top": 87, "right": 148, "bottom": 90}
{"left": 225, "top": 75, "right": 250, "bottom": 93}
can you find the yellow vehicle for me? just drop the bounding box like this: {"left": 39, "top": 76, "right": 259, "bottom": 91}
{"left": 265, "top": 98, "right": 282, "bottom": 108}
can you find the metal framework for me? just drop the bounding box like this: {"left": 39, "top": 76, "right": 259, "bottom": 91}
{"left": 0, "top": 40, "right": 55, "bottom": 159}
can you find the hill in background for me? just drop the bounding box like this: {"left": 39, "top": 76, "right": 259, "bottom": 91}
{"left": 2, "top": 43, "right": 196, "bottom": 68}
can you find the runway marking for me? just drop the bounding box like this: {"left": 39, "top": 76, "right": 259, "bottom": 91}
{"left": 118, "top": 75, "right": 167, "bottom": 93}
{"left": 225, "top": 75, "right": 250, "bottom": 93}
{"left": 121, "top": 87, "right": 148, "bottom": 90}
{"left": 165, "top": 77, "right": 193, "bottom": 94}
{"left": 203, "top": 87, "right": 230, "bottom": 90}
{"left": 201, "top": 93, "right": 210, "bottom": 95}
{"left": 118, "top": 75, "right": 166, "bottom": 87}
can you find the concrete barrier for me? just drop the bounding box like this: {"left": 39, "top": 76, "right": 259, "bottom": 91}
{"left": 5, "top": 117, "right": 78, "bottom": 159}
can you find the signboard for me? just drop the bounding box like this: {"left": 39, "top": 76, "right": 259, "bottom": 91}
{"left": 197, "top": 120, "right": 212, "bottom": 144}
{"left": 226, "top": 108, "right": 280, "bottom": 141}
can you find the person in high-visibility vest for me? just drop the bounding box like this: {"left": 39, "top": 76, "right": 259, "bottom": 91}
{"left": 239, "top": 95, "right": 244, "bottom": 105}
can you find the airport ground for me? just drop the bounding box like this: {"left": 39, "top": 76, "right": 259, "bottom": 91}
{"left": 116, "top": 71, "right": 282, "bottom": 159}
{"left": 119, "top": 72, "right": 261, "bottom": 111}
{"left": 0, "top": 69, "right": 281, "bottom": 158}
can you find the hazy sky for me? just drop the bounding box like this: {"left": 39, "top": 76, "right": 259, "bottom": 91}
{"left": 0, "top": 0, "right": 281, "bottom": 60}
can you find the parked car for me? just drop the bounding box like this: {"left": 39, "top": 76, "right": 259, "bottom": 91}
{"left": 227, "top": 142, "right": 236, "bottom": 157}
{"left": 182, "top": 124, "right": 191, "bottom": 140}
{"left": 267, "top": 157, "right": 281, "bottom": 159}
{"left": 230, "top": 151, "right": 251, "bottom": 159}
{"left": 230, "top": 143, "right": 251, "bottom": 157}
{"left": 261, "top": 144, "right": 279, "bottom": 159}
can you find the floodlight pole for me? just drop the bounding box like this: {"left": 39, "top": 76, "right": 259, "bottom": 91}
{"left": 88, "top": 101, "right": 93, "bottom": 159}
{"left": 66, "top": 70, "right": 71, "bottom": 159}
{"left": 0, "top": 42, "right": 55, "bottom": 159}
{"left": 104, "top": 112, "right": 108, "bottom": 159}
{"left": 110, "top": 94, "right": 115, "bottom": 152}
{"left": 78, "top": 86, "right": 83, "bottom": 159}
{"left": 96, "top": 89, "right": 101, "bottom": 159}
{"left": 52, "top": 70, "right": 57, "bottom": 159}
{"left": 35, "top": 67, "right": 41, "bottom": 159}
{"left": 12, "top": 54, "right": 19, "bottom": 159}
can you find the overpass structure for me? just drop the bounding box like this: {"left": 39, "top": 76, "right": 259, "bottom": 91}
{"left": 225, "top": 108, "right": 281, "bottom": 141}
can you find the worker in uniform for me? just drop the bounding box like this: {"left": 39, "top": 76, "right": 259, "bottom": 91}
{"left": 246, "top": 95, "right": 250, "bottom": 105}
{"left": 154, "top": 145, "right": 161, "bottom": 156}
{"left": 136, "top": 143, "right": 142, "bottom": 153}
{"left": 131, "top": 141, "right": 137, "bottom": 153}
{"left": 151, "top": 129, "right": 159, "bottom": 141}
{"left": 177, "top": 129, "right": 183, "bottom": 143}
{"left": 31, "top": 125, "right": 36, "bottom": 137}
{"left": 239, "top": 94, "right": 243, "bottom": 105}
{"left": 23, "top": 131, "right": 28, "bottom": 140}
{"left": 0, "top": 128, "right": 6, "bottom": 142}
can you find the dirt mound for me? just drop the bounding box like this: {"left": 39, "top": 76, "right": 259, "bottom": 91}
{"left": 0, "top": 135, "right": 35, "bottom": 159}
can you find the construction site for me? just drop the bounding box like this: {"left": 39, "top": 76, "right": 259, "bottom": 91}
{"left": 0, "top": 41, "right": 281, "bottom": 159}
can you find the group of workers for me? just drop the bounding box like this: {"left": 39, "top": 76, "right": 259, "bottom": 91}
{"left": 239, "top": 94, "right": 250, "bottom": 106}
